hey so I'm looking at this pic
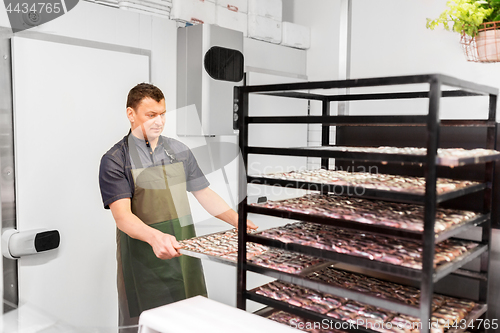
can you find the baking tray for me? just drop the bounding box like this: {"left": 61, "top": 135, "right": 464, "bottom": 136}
{"left": 249, "top": 277, "right": 486, "bottom": 333}
{"left": 447, "top": 303, "right": 488, "bottom": 333}
{"left": 248, "top": 146, "right": 500, "bottom": 167}
{"left": 247, "top": 175, "right": 486, "bottom": 205}
{"left": 246, "top": 233, "right": 487, "bottom": 282}
{"left": 247, "top": 205, "right": 488, "bottom": 243}
{"left": 180, "top": 248, "right": 335, "bottom": 276}
{"left": 179, "top": 229, "right": 335, "bottom": 275}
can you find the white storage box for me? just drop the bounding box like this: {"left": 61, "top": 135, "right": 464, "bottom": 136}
{"left": 97, "top": 0, "right": 119, "bottom": 7}
{"left": 119, "top": 3, "right": 170, "bottom": 18}
{"left": 171, "top": 0, "right": 215, "bottom": 25}
{"left": 216, "top": 0, "right": 247, "bottom": 13}
{"left": 120, "top": 0, "right": 171, "bottom": 10}
{"left": 119, "top": 0, "right": 172, "bottom": 12}
{"left": 216, "top": 5, "right": 248, "bottom": 36}
{"left": 139, "top": 296, "right": 299, "bottom": 333}
{"left": 248, "top": 0, "right": 281, "bottom": 20}
{"left": 281, "top": 21, "right": 310, "bottom": 49}
{"left": 248, "top": 14, "right": 281, "bottom": 44}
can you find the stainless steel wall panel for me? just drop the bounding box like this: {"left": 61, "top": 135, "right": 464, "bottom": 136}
{"left": 0, "top": 30, "right": 18, "bottom": 314}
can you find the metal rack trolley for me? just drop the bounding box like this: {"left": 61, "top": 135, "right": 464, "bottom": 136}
{"left": 234, "top": 74, "right": 499, "bottom": 333}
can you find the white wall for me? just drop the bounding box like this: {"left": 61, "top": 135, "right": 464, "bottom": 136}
{"left": 351, "top": 0, "right": 500, "bottom": 83}
{"left": 244, "top": 37, "right": 307, "bottom": 75}
{"left": 288, "top": 0, "right": 500, "bottom": 92}
{"left": 288, "top": 0, "right": 341, "bottom": 81}
{"left": 287, "top": 0, "right": 342, "bottom": 169}
{"left": 349, "top": 0, "right": 500, "bottom": 121}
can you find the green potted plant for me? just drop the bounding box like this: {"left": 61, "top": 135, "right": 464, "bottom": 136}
{"left": 426, "top": 0, "right": 500, "bottom": 62}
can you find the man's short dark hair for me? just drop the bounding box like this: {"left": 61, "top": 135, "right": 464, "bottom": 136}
{"left": 127, "top": 83, "right": 165, "bottom": 110}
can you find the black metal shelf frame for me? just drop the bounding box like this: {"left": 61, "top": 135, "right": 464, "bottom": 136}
{"left": 246, "top": 262, "right": 421, "bottom": 318}
{"left": 238, "top": 74, "right": 498, "bottom": 95}
{"left": 247, "top": 146, "right": 500, "bottom": 167}
{"left": 247, "top": 206, "right": 489, "bottom": 243}
{"left": 236, "top": 74, "right": 499, "bottom": 333}
{"left": 248, "top": 292, "right": 488, "bottom": 333}
{"left": 246, "top": 234, "right": 488, "bottom": 283}
{"left": 247, "top": 263, "right": 490, "bottom": 322}
{"left": 248, "top": 115, "right": 496, "bottom": 127}
{"left": 247, "top": 176, "right": 487, "bottom": 204}
{"left": 247, "top": 292, "right": 376, "bottom": 333}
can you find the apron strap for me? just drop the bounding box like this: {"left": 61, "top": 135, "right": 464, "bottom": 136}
{"left": 126, "top": 132, "right": 145, "bottom": 169}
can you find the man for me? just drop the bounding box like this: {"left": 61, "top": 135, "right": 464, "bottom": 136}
{"left": 99, "top": 83, "right": 256, "bottom": 326}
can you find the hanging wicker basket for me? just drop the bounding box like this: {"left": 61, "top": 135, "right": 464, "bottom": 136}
{"left": 460, "top": 21, "right": 500, "bottom": 62}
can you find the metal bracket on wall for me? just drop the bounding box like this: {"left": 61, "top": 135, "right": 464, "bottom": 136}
{"left": 338, "top": 0, "right": 352, "bottom": 116}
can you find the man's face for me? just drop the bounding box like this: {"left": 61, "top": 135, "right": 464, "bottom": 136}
{"left": 127, "top": 97, "right": 166, "bottom": 142}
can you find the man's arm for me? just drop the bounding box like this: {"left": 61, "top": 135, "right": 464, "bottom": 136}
{"left": 191, "top": 187, "right": 258, "bottom": 229}
{"left": 109, "top": 198, "right": 181, "bottom": 259}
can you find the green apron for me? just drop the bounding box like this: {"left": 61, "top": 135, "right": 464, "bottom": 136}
{"left": 117, "top": 134, "right": 207, "bottom": 326}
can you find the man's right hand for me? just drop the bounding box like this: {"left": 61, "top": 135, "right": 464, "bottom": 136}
{"left": 109, "top": 199, "right": 182, "bottom": 260}
{"left": 149, "top": 230, "right": 182, "bottom": 260}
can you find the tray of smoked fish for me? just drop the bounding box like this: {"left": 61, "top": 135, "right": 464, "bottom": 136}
{"left": 305, "top": 265, "right": 474, "bottom": 310}
{"left": 292, "top": 146, "right": 500, "bottom": 167}
{"left": 179, "top": 229, "right": 332, "bottom": 274}
{"left": 261, "top": 306, "right": 481, "bottom": 333}
{"left": 257, "top": 169, "right": 480, "bottom": 195}
{"left": 253, "top": 222, "right": 480, "bottom": 270}
{"left": 250, "top": 194, "right": 483, "bottom": 240}
{"left": 251, "top": 270, "right": 485, "bottom": 333}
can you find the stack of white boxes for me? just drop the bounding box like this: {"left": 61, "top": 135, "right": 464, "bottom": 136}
{"left": 84, "top": 0, "right": 119, "bottom": 9}
{"left": 281, "top": 21, "right": 310, "bottom": 50}
{"left": 118, "top": 0, "right": 172, "bottom": 18}
{"left": 170, "top": 0, "right": 216, "bottom": 25}
{"left": 169, "top": 0, "right": 310, "bottom": 49}
{"left": 215, "top": 0, "right": 248, "bottom": 36}
{"left": 247, "top": 0, "right": 282, "bottom": 44}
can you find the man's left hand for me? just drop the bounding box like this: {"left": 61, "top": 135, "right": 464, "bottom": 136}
{"left": 246, "top": 219, "right": 258, "bottom": 230}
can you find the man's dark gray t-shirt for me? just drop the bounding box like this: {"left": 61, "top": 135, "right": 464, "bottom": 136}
{"left": 99, "top": 133, "right": 209, "bottom": 209}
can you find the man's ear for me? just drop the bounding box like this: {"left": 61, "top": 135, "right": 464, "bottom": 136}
{"left": 126, "top": 107, "right": 135, "bottom": 123}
